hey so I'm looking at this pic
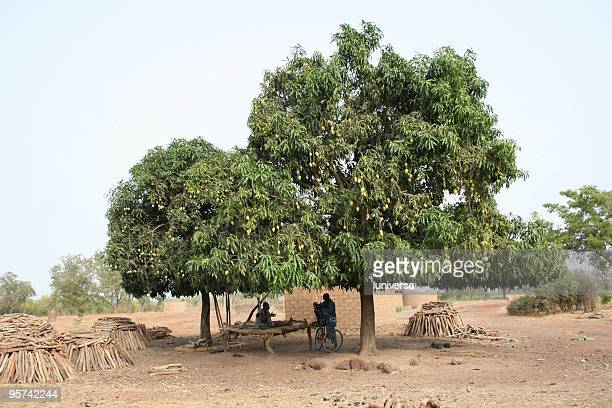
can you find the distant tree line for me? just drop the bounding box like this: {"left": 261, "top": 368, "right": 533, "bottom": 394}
{"left": 0, "top": 252, "right": 163, "bottom": 317}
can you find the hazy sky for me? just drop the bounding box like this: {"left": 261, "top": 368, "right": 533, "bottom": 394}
{"left": 1, "top": 1, "right": 610, "bottom": 295}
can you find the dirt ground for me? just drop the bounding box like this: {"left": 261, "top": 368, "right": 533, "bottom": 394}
{"left": 3, "top": 299, "right": 611, "bottom": 408}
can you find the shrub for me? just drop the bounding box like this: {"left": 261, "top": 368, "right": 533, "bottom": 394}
{"left": 536, "top": 275, "right": 580, "bottom": 311}
{"left": 535, "top": 272, "right": 598, "bottom": 313}
{"left": 599, "top": 292, "right": 612, "bottom": 304}
{"left": 509, "top": 272, "right": 600, "bottom": 316}
{"left": 507, "top": 295, "right": 557, "bottom": 316}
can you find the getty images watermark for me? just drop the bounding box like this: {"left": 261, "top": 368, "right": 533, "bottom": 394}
{"left": 361, "top": 248, "right": 609, "bottom": 295}
{"left": 364, "top": 249, "right": 488, "bottom": 294}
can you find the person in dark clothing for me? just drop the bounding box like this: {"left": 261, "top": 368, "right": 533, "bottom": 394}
{"left": 255, "top": 301, "right": 275, "bottom": 327}
{"left": 319, "top": 293, "right": 337, "bottom": 346}
{"left": 313, "top": 302, "right": 323, "bottom": 326}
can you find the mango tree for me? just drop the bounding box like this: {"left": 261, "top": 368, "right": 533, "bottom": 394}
{"left": 248, "top": 22, "right": 523, "bottom": 354}
{"left": 187, "top": 150, "right": 335, "bottom": 313}
{"left": 106, "top": 138, "right": 225, "bottom": 341}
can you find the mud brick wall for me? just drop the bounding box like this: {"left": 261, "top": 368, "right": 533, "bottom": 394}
{"left": 283, "top": 288, "right": 403, "bottom": 331}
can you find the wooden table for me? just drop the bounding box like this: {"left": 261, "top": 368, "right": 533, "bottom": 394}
{"left": 220, "top": 320, "right": 313, "bottom": 354}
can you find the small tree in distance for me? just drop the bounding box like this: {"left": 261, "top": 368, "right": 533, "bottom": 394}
{"left": 545, "top": 185, "right": 612, "bottom": 290}
{"left": 49, "top": 255, "right": 100, "bottom": 315}
{"left": 94, "top": 251, "right": 127, "bottom": 308}
{"left": 0, "top": 271, "right": 36, "bottom": 314}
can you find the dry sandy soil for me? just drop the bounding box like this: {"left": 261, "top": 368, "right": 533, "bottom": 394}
{"left": 3, "top": 299, "right": 611, "bottom": 408}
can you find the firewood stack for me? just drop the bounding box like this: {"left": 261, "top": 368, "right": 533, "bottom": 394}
{"left": 448, "top": 324, "right": 507, "bottom": 341}
{"left": 0, "top": 313, "right": 55, "bottom": 338}
{"left": 403, "top": 301, "right": 465, "bottom": 337}
{"left": 146, "top": 326, "right": 172, "bottom": 339}
{"left": 59, "top": 332, "right": 134, "bottom": 372}
{"left": 92, "top": 317, "right": 148, "bottom": 350}
{"left": 0, "top": 314, "right": 77, "bottom": 383}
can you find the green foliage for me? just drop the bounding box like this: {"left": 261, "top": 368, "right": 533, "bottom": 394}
{"left": 20, "top": 295, "right": 54, "bottom": 316}
{"left": 247, "top": 22, "right": 525, "bottom": 291}
{"left": 425, "top": 214, "right": 567, "bottom": 291}
{"left": 599, "top": 292, "right": 611, "bottom": 304}
{"left": 95, "top": 251, "right": 127, "bottom": 306}
{"left": 508, "top": 272, "right": 599, "bottom": 316}
{"left": 507, "top": 295, "right": 556, "bottom": 316}
{"left": 106, "top": 138, "right": 224, "bottom": 298}
{"left": 0, "top": 272, "right": 36, "bottom": 314}
{"left": 535, "top": 273, "right": 589, "bottom": 312}
{"left": 544, "top": 186, "right": 611, "bottom": 251}
{"left": 106, "top": 137, "right": 330, "bottom": 300}
{"left": 188, "top": 150, "right": 334, "bottom": 295}
{"left": 49, "top": 255, "right": 102, "bottom": 315}
{"left": 545, "top": 185, "right": 612, "bottom": 289}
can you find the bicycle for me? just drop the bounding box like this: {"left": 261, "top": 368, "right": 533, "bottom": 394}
{"left": 314, "top": 323, "right": 344, "bottom": 352}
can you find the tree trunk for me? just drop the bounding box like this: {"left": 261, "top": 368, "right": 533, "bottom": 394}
{"left": 200, "top": 291, "right": 212, "bottom": 344}
{"left": 502, "top": 287, "right": 507, "bottom": 300}
{"left": 358, "top": 286, "right": 377, "bottom": 355}
{"left": 127, "top": 295, "right": 133, "bottom": 313}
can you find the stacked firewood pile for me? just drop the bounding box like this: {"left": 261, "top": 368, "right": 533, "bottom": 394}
{"left": 93, "top": 317, "right": 147, "bottom": 350}
{"left": 0, "top": 315, "right": 77, "bottom": 383}
{"left": 146, "top": 326, "right": 172, "bottom": 339}
{"left": 404, "top": 302, "right": 465, "bottom": 337}
{"left": 59, "top": 332, "right": 134, "bottom": 372}
{"left": 447, "top": 324, "right": 508, "bottom": 341}
{"left": 0, "top": 313, "right": 55, "bottom": 337}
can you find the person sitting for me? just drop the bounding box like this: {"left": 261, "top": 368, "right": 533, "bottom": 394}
{"left": 313, "top": 301, "right": 324, "bottom": 326}
{"left": 255, "top": 301, "right": 275, "bottom": 327}
{"left": 319, "top": 293, "right": 337, "bottom": 347}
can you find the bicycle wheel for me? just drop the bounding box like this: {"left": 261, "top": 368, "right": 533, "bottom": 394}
{"left": 314, "top": 327, "right": 325, "bottom": 350}
{"left": 322, "top": 328, "right": 343, "bottom": 352}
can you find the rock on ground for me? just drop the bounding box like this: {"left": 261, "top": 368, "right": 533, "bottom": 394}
{"left": 307, "top": 357, "right": 327, "bottom": 370}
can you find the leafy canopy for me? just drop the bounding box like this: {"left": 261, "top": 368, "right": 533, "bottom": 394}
{"left": 545, "top": 185, "right": 612, "bottom": 288}
{"left": 0, "top": 271, "right": 36, "bottom": 314}
{"left": 106, "top": 138, "right": 224, "bottom": 297}
{"left": 479, "top": 214, "right": 566, "bottom": 291}
{"left": 50, "top": 255, "right": 100, "bottom": 314}
{"left": 188, "top": 150, "right": 334, "bottom": 295}
{"left": 544, "top": 185, "right": 611, "bottom": 252}
{"left": 248, "top": 22, "right": 524, "bottom": 289}
{"left": 107, "top": 138, "right": 331, "bottom": 299}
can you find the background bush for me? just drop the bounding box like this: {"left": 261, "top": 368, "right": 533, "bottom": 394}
{"left": 508, "top": 271, "right": 599, "bottom": 316}
{"left": 507, "top": 295, "right": 557, "bottom": 316}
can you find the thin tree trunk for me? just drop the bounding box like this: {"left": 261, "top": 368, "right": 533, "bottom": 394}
{"left": 359, "top": 286, "right": 377, "bottom": 356}
{"left": 200, "top": 291, "right": 212, "bottom": 344}
{"left": 245, "top": 294, "right": 266, "bottom": 324}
